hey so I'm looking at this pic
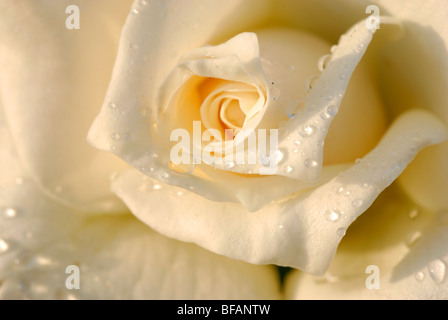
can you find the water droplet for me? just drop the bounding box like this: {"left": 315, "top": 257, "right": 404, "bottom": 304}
{"left": 317, "top": 54, "right": 332, "bottom": 72}
{"left": 337, "top": 228, "right": 347, "bottom": 237}
{"left": 305, "top": 75, "right": 319, "bottom": 92}
{"left": 428, "top": 260, "right": 446, "bottom": 284}
{"left": 325, "top": 210, "right": 341, "bottom": 222}
{"left": 285, "top": 166, "right": 293, "bottom": 174}
{"left": 415, "top": 271, "right": 425, "bottom": 282}
{"left": 108, "top": 102, "right": 117, "bottom": 110}
{"left": 326, "top": 105, "right": 338, "bottom": 116}
{"left": 224, "top": 161, "right": 235, "bottom": 169}
{"left": 0, "top": 239, "right": 9, "bottom": 253}
{"left": 176, "top": 191, "right": 184, "bottom": 196}
{"left": 299, "top": 125, "right": 315, "bottom": 138}
{"left": 30, "top": 255, "right": 53, "bottom": 267}
{"left": 271, "top": 149, "right": 285, "bottom": 164}
{"left": 304, "top": 158, "right": 319, "bottom": 169}
{"left": 408, "top": 209, "right": 419, "bottom": 220}
{"left": 145, "top": 151, "right": 158, "bottom": 158}
{"left": 153, "top": 184, "right": 162, "bottom": 191}
{"left": 2, "top": 207, "right": 19, "bottom": 219}
{"left": 294, "top": 140, "right": 302, "bottom": 146}
{"left": 259, "top": 154, "right": 270, "bottom": 167}
{"left": 111, "top": 132, "right": 121, "bottom": 141}
{"left": 352, "top": 199, "right": 363, "bottom": 208}
{"left": 169, "top": 161, "right": 195, "bottom": 175}
{"left": 405, "top": 231, "right": 422, "bottom": 248}
{"left": 161, "top": 172, "right": 170, "bottom": 179}
{"left": 334, "top": 186, "right": 345, "bottom": 194}
{"left": 131, "top": 8, "right": 139, "bottom": 14}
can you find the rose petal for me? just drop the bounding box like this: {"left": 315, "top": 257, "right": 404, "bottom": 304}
{"left": 0, "top": 0, "right": 131, "bottom": 212}
{"left": 399, "top": 142, "right": 448, "bottom": 211}
{"left": 371, "top": 0, "right": 448, "bottom": 211}
{"left": 199, "top": 163, "right": 350, "bottom": 212}
{"left": 88, "top": 0, "right": 272, "bottom": 205}
{"left": 210, "top": 18, "right": 379, "bottom": 179}
{"left": 112, "top": 110, "right": 448, "bottom": 274}
{"left": 285, "top": 186, "right": 448, "bottom": 300}
{"left": 0, "top": 104, "right": 281, "bottom": 300}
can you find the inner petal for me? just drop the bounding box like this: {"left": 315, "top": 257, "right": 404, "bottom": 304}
{"left": 220, "top": 99, "right": 245, "bottom": 129}
{"left": 199, "top": 81, "right": 260, "bottom": 135}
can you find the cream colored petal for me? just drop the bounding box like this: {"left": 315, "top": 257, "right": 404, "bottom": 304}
{"left": 370, "top": 0, "right": 448, "bottom": 211}
{"left": 200, "top": 163, "right": 350, "bottom": 212}
{"left": 285, "top": 185, "right": 448, "bottom": 300}
{"left": 88, "top": 0, "right": 271, "bottom": 205}
{"left": 210, "top": 19, "right": 380, "bottom": 179}
{"left": 112, "top": 110, "right": 447, "bottom": 274}
{"left": 0, "top": 104, "right": 281, "bottom": 300}
{"left": 0, "top": 0, "right": 131, "bottom": 212}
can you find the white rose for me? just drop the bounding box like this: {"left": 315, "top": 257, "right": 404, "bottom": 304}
{"left": 0, "top": 0, "right": 447, "bottom": 300}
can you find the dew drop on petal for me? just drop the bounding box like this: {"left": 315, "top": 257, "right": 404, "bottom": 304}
{"left": 285, "top": 166, "right": 293, "bottom": 174}
{"left": 415, "top": 271, "right": 425, "bottom": 282}
{"left": 108, "top": 102, "right": 117, "bottom": 110}
{"left": 428, "top": 260, "right": 446, "bottom": 284}
{"left": 169, "top": 161, "right": 195, "bottom": 175}
{"left": 259, "top": 154, "right": 270, "bottom": 167}
{"left": 304, "top": 158, "right": 319, "bottom": 169}
{"left": 305, "top": 75, "right": 319, "bottom": 92}
{"left": 224, "top": 161, "right": 235, "bottom": 170}
{"left": 408, "top": 208, "right": 419, "bottom": 220}
{"left": 337, "top": 228, "right": 347, "bottom": 237}
{"left": 405, "top": 231, "right": 422, "bottom": 248}
{"left": 111, "top": 132, "right": 121, "bottom": 141}
{"left": 317, "top": 54, "right": 332, "bottom": 72}
{"left": 271, "top": 149, "right": 285, "bottom": 164}
{"left": 325, "top": 210, "right": 341, "bottom": 222}
{"left": 0, "top": 239, "right": 10, "bottom": 253}
{"left": 2, "top": 207, "right": 19, "bottom": 219}
{"left": 352, "top": 199, "right": 363, "bottom": 208}
{"left": 299, "top": 125, "right": 315, "bottom": 138}
{"left": 153, "top": 184, "right": 162, "bottom": 191}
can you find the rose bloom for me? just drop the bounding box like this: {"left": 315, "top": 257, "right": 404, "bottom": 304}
{"left": 0, "top": 0, "right": 447, "bottom": 300}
